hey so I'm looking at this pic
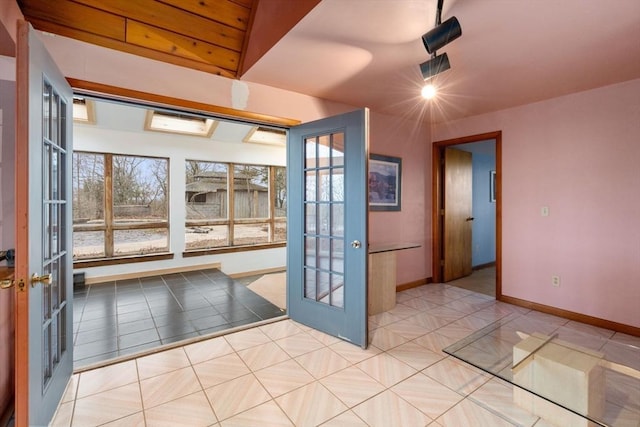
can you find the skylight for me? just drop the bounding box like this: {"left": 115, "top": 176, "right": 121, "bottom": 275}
{"left": 243, "top": 126, "right": 286, "bottom": 146}
{"left": 72, "top": 96, "right": 96, "bottom": 124}
{"left": 145, "top": 110, "right": 217, "bottom": 137}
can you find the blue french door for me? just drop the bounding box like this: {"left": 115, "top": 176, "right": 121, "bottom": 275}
{"left": 16, "top": 21, "right": 74, "bottom": 426}
{"left": 287, "top": 109, "right": 369, "bottom": 348}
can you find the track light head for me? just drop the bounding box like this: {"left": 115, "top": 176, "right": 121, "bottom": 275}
{"left": 421, "top": 16, "right": 462, "bottom": 54}
{"left": 420, "top": 53, "right": 450, "bottom": 80}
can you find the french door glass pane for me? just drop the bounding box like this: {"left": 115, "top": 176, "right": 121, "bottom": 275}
{"left": 41, "top": 83, "right": 69, "bottom": 389}
{"left": 303, "top": 132, "right": 345, "bottom": 308}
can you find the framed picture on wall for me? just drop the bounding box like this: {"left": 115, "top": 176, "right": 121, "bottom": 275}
{"left": 369, "top": 154, "right": 402, "bottom": 211}
{"left": 490, "top": 170, "right": 496, "bottom": 202}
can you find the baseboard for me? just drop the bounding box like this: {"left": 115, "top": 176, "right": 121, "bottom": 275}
{"left": 83, "top": 262, "right": 222, "bottom": 284}
{"left": 499, "top": 295, "right": 640, "bottom": 337}
{"left": 229, "top": 267, "right": 286, "bottom": 279}
{"left": 396, "top": 277, "right": 432, "bottom": 292}
{"left": 472, "top": 261, "right": 496, "bottom": 271}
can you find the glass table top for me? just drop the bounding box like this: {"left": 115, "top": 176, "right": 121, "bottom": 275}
{"left": 443, "top": 313, "right": 640, "bottom": 427}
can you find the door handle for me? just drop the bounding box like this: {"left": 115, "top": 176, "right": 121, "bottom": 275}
{"left": 31, "top": 273, "right": 52, "bottom": 287}
{"left": 351, "top": 240, "right": 362, "bottom": 249}
{"left": 0, "top": 279, "right": 14, "bottom": 289}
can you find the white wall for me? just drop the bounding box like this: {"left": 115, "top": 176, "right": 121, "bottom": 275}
{"left": 73, "top": 101, "right": 287, "bottom": 280}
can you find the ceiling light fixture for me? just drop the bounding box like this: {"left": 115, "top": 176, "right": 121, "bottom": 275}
{"left": 419, "top": 0, "right": 462, "bottom": 82}
{"left": 421, "top": 84, "right": 437, "bottom": 99}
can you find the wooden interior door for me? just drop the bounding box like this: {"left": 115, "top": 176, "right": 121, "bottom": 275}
{"left": 15, "top": 20, "right": 74, "bottom": 426}
{"left": 443, "top": 147, "right": 473, "bottom": 281}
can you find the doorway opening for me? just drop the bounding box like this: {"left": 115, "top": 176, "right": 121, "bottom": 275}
{"left": 432, "top": 131, "right": 502, "bottom": 299}
{"left": 70, "top": 90, "right": 292, "bottom": 368}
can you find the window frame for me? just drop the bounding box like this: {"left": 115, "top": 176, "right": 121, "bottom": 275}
{"left": 184, "top": 161, "right": 286, "bottom": 254}
{"left": 72, "top": 151, "right": 170, "bottom": 265}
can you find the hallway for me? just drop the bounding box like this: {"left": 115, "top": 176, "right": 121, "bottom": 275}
{"left": 446, "top": 266, "right": 496, "bottom": 297}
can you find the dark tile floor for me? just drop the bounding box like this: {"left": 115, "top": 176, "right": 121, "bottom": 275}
{"left": 72, "top": 268, "right": 286, "bottom": 368}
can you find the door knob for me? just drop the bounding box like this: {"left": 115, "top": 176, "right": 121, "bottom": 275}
{"left": 0, "top": 280, "right": 14, "bottom": 289}
{"left": 31, "top": 273, "right": 52, "bottom": 287}
{"left": 351, "top": 240, "right": 361, "bottom": 249}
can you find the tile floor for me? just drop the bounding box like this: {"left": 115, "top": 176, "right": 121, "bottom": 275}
{"left": 73, "top": 269, "right": 286, "bottom": 368}
{"left": 54, "top": 277, "right": 640, "bottom": 426}
{"left": 446, "top": 266, "right": 496, "bottom": 297}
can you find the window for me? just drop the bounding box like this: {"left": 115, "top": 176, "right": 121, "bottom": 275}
{"left": 185, "top": 160, "right": 286, "bottom": 251}
{"left": 73, "top": 152, "right": 169, "bottom": 260}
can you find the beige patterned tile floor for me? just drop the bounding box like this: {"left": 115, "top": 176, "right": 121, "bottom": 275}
{"left": 51, "top": 279, "right": 638, "bottom": 427}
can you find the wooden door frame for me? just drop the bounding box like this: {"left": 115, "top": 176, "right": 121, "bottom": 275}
{"left": 432, "top": 131, "right": 502, "bottom": 299}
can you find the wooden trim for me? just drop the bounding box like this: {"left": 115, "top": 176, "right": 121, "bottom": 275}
{"left": 268, "top": 165, "right": 276, "bottom": 242}
{"left": 182, "top": 242, "right": 286, "bottom": 257}
{"left": 73, "top": 253, "right": 174, "bottom": 269}
{"left": 499, "top": 295, "right": 640, "bottom": 337}
{"left": 228, "top": 266, "right": 286, "bottom": 279}
{"left": 74, "top": 221, "right": 169, "bottom": 232}
{"left": 82, "top": 261, "right": 222, "bottom": 285}
{"left": 228, "top": 165, "right": 235, "bottom": 244}
{"left": 431, "top": 143, "right": 442, "bottom": 283}
{"left": 432, "top": 131, "right": 502, "bottom": 299}
{"left": 15, "top": 20, "right": 30, "bottom": 427}
{"left": 396, "top": 277, "right": 432, "bottom": 292}
{"left": 104, "top": 154, "right": 113, "bottom": 257}
{"left": 66, "top": 78, "right": 301, "bottom": 127}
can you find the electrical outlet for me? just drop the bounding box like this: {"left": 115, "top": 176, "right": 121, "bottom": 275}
{"left": 552, "top": 275, "right": 560, "bottom": 287}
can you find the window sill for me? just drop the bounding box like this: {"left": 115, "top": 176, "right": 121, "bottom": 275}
{"left": 182, "top": 242, "right": 286, "bottom": 257}
{"left": 73, "top": 252, "right": 174, "bottom": 268}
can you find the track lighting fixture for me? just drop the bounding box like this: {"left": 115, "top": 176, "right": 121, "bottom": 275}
{"left": 419, "top": 0, "right": 462, "bottom": 85}
{"left": 420, "top": 53, "right": 450, "bottom": 80}
{"left": 421, "top": 16, "right": 462, "bottom": 55}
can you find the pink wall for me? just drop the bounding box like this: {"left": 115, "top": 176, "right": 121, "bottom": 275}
{"left": 0, "top": 2, "right": 19, "bottom": 416}
{"left": 433, "top": 79, "right": 640, "bottom": 328}
{"left": 369, "top": 112, "right": 431, "bottom": 285}
{"left": 0, "top": 100, "right": 14, "bottom": 423}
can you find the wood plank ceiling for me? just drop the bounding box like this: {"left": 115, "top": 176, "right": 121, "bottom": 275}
{"left": 18, "top": 0, "right": 254, "bottom": 78}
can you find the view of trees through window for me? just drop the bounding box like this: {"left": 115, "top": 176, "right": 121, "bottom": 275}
{"left": 73, "top": 152, "right": 169, "bottom": 259}
{"left": 186, "top": 160, "right": 286, "bottom": 250}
